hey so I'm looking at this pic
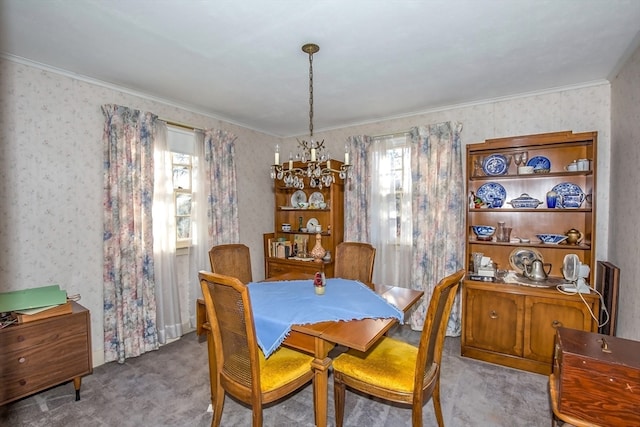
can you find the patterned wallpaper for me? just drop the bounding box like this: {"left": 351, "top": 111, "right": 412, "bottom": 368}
{"left": 610, "top": 43, "right": 640, "bottom": 340}
{"left": 0, "top": 56, "right": 619, "bottom": 362}
{"left": 0, "top": 59, "right": 276, "bottom": 365}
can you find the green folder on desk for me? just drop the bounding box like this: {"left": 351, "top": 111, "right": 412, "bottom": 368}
{"left": 0, "top": 285, "right": 68, "bottom": 312}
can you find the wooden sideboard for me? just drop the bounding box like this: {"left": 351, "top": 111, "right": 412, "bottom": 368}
{"left": 0, "top": 301, "right": 92, "bottom": 405}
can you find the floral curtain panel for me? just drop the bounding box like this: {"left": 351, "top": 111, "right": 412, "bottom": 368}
{"left": 102, "top": 104, "right": 159, "bottom": 363}
{"left": 409, "top": 121, "right": 465, "bottom": 334}
{"left": 187, "top": 128, "right": 239, "bottom": 328}
{"left": 344, "top": 135, "right": 372, "bottom": 242}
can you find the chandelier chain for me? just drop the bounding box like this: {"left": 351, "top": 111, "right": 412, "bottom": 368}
{"left": 308, "top": 49, "right": 314, "bottom": 138}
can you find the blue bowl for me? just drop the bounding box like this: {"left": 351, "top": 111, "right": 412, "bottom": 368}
{"left": 472, "top": 225, "right": 496, "bottom": 241}
{"left": 536, "top": 234, "right": 568, "bottom": 244}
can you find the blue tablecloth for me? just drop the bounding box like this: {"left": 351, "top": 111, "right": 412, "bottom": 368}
{"left": 248, "top": 278, "right": 404, "bottom": 357}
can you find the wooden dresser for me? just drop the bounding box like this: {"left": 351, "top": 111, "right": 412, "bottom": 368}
{"left": 0, "top": 302, "right": 92, "bottom": 405}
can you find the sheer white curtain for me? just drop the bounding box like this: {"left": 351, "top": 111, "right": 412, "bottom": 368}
{"left": 369, "top": 134, "right": 413, "bottom": 287}
{"left": 188, "top": 130, "right": 210, "bottom": 329}
{"left": 152, "top": 122, "right": 183, "bottom": 343}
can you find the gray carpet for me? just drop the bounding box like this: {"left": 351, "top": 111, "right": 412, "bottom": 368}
{"left": 0, "top": 325, "right": 552, "bottom": 426}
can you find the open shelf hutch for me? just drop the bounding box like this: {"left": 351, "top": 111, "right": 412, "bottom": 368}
{"left": 263, "top": 160, "right": 345, "bottom": 279}
{"left": 461, "top": 131, "right": 601, "bottom": 374}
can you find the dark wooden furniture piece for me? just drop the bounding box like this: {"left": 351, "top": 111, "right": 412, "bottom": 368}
{"left": 333, "top": 241, "right": 376, "bottom": 288}
{"left": 208, "top": 243, "right": 253, "bottom": 284}
{"left": 550, "top": 327, "right": 640, "bottom": 426}
{"left": 332, "top": 270, "right": 464, "bottom": 427}
{"left": 0, "top": 301, "right": 92, "bottom": 405}
{"left": 196, "top": 273, "right": 423, "bottom": 427}
{"left": 462, "top": 131, "right": 600, "bottom": 374}
{"left": 199, "top": 272, "right": 314, "bottom": 427}
{"left": 264, "top": 160, "right": 345, "bottom": 279}
{"left": 595, "top": 260, "right": 619, "bottom": 335}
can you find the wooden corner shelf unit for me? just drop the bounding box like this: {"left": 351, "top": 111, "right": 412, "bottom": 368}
{"left": 461, "top": 131, "right": 600, "bottom": 374}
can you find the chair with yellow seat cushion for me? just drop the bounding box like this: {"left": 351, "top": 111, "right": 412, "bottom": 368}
{"left": 332, "top": 269, "right": 465, "bottom": 427}
{"left": 199, "top": 271, "right": 314, "bottom": 427}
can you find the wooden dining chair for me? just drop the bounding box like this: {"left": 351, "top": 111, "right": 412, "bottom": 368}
{"left": 333, "top": 242, "right": 376, "bottom": 288}
{"left": 199, "top": 271, "right": 314, "bottom": 427}
{"left": 208, "top": 243, "right": 253, "bottom": 284}
{"left": 332, "top": 269, "right": 465, "bottom": 427}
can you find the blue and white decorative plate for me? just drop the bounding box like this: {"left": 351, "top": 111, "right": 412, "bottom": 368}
{"left": 476, "top": 182, "right": 507, "bottom": 208}
{"left": 482, "top": 154, "right": 509, "bottom": 176}
{"left": 526, "top": 155, "right": 551, "bottom": 170}
{"left": 550, "top": 182, "right": 584, "bottom": 198}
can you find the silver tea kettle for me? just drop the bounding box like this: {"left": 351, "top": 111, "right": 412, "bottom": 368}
{"left": 523, "top": 259, "right": 552, "bottom": 281}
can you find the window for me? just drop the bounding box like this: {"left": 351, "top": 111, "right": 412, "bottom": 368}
{"left": 172, "top": 153, "right": 192, "bottom": 248}
{"left": 388, "top": 145, "right": 409, "bottom": 240}
{"left": 167, "top": 126, "right": 196, "bottom": 248}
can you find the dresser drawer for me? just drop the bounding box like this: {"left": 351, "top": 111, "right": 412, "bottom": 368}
{"left": 1, "top": 333, "right": 91, "bottom": 402}
{"left": 0, "top": 313, "right": 87, "bottom": 355}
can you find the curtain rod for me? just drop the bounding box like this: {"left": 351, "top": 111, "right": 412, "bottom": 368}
{"left": 159, "top": 118, "right": 203, "bottom": 132}
{"left": 371, "top": 130, "right": 411, "bottom": 139}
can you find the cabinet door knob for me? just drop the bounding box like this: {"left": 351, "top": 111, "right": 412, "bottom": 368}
{"left": 489, "top": 310, "right": 498, "bottom": 319}
{"left": 18, "top": 357, "right": 26, "bottom": 363}
{"left": 551, "top": 320, "right": 563, "bottom": 328}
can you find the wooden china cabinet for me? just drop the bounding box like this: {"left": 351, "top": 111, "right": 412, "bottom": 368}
{"left": 263, "top": 160, "right": 345, "bottom": 279}
{"left": 461, "top": 131, "right": 600, "bottom": 374}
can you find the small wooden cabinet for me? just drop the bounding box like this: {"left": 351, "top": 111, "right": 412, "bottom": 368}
{"left": 463, "top": 281, "right": 599, "bottom": 374}
{"left": 265, "top": 160, "right": 345, "bottom": 279}
{"left": 0, "top": 302, "right": 92, "bottom": 405}
{"left": 462, "top": 131, "right": 600, "bottom": 374}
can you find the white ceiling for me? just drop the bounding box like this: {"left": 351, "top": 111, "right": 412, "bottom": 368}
{"left": 2, "top": 0, "right": 640, "bottom": 137}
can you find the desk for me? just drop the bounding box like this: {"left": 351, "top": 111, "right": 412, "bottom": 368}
{"left": 196, "top": 277, "right": 422, "bottom": 427}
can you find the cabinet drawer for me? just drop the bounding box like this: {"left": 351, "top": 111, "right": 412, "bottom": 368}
{"left": 267, "top": 259, "right": 332, "bottom": 278}
{"left": 0, "top": 313, "right": 87, "bottom": 355}
{"left": 0, "top": 333, "right": 90, "bottom": 403}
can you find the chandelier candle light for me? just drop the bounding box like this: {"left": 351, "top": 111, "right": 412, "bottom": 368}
{"left": 271, "top": 43, "right": 351, "bottom": 189}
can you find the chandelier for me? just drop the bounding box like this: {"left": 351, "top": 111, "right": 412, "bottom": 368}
{"left": 271, "top": 43, "right": 351, "bottom": 189}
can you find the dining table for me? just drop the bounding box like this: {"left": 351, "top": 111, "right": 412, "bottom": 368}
{"left": 196, "top": 273, "right": 423, "bottom": 427}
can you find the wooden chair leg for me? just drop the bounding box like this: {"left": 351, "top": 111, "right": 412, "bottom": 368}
{"left": 411, "top": 399, "right": 424, "bottom": 427}
{"left": 252, "top": 407, "right": 263, "bottom": 427}
{"left": 432, "top": 378, "right": 444, "bottom": 427}
{"left": 212, "top": 388, "right": 224, "bottom": 427}
{"left": 334, "top": 375, "right": 346, "bottom": 427}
